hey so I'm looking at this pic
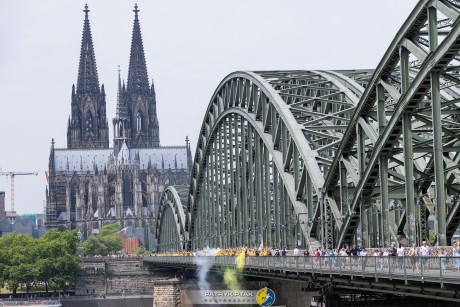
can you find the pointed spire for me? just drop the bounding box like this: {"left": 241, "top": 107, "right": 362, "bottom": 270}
{"left": 49, "top": 138, "right": 56, "bottom": 177}
{"left": 151, "top": 79, "right": 156, "bottom": 96}
{"left": 76, "top": 4, "right": 100, "bottom": 95}
{"left": 186, "top": 135, "right": 193, "bottom": 172}
{"left": 68, "top": 4, "right": 109, "bottom": 149}
{"left": 127, "top": 4, "right": 149, "bottom": 93}
{"left": 116, "top": 66, "right": 127, "bottom": 118}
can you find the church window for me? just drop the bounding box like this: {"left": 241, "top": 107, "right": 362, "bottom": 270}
{"left": 122, "top": 174, "right": 133, "bottom": 209}
{"left": 86, "top": 111, "right": 93, "bottom": 132}
{"left": 117, "top": 122, "right": 123, "bottom": 137}
{"left": 70, "top": 185, "right": 78, "bottom": 222}
{"left": 136, "top": 111, "right": 142, "bottom": 132}
{"left": 141, "top": 181, "right": 148, "bottom": 209}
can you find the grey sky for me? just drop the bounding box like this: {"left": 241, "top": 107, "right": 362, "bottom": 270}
{"left": 0, "top": 0, "right": 418, "bottom": 215}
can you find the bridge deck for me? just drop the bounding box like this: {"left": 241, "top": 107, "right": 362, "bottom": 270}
{"left": 145, "top": 256, "right": 460, "bottom": 302}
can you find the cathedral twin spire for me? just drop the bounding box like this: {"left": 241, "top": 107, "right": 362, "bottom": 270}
{"left": 127, "top": 4, "right": 150, "bottom": 94}
{"left": 114, "top": 4, "right": 160, "bottom": 152}
{"left": 68, "top": 4, "right": 108, "bottom": 149}
{"left": 68, "top": 4, "right": 160, "bottom": 151}
{"left": 76, "top": 4, "right": 100, "bottom": 96}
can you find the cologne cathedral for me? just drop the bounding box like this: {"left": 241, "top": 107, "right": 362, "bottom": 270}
{"left": 45, "top": 5, "right": 191, "bottom": 239}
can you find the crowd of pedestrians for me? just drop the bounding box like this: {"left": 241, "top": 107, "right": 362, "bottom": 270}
{"left": 152, "top": 240, "right": 460, "bottom": 272}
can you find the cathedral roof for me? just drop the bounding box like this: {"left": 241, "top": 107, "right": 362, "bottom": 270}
{"left": 133, "top": 147, "right": 189, "bottom": 170}
{"left": 53, "top": 146, "right": 189, "bottom": 172}
{"left": 54, "top": 148, "right": 112, "bottom": 172}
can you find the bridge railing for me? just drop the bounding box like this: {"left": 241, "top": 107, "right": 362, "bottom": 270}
{"left": 145, "top": 256, "right": 460, "bottom": 286}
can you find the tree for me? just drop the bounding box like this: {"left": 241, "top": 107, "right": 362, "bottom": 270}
{"left": 0, "top": 231, "right": 80, "bottom": 296}
{"left": 82, "top": 235, "right": 123, "bottom": 256}
{"left": 83, "top": 222, "right": 123, "bottom": 256}
{"left": 132, "top": 247, "right": 149, "bottom": 256}
{"left": 82, "top": 236, "right": 108, "bottom": 256}
{"left": 104, "top": 235, "right": 123, "bottom": 254}
{"left": 48, "top": 253, "right": 80, "bottom": 292}
{"left": 37, "top": 230, "right": 80, "bottom": 293}
{"left": 0, "top": 233, "right": 36, "bottom": 295}
{"left": 99, "top": 222, "right": 121, "bottom": 236}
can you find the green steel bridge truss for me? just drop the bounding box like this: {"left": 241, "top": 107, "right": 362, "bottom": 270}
{"left": 157, "top": 0, "right": 460, "bottom": 252}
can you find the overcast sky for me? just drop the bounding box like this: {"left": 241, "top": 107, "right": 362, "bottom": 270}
{"left": 0, "top": 0, "right": 418, "bottom": 215}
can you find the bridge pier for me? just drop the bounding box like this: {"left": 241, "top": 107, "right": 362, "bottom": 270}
{"left": 152, "top": 278, "right": 181, "bottom": 307}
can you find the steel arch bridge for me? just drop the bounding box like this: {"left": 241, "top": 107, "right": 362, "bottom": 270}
{"left": 157, "top": 0, "right": 460, "bottom": 251}
{"left": 156, "top": 186, "right": 189, "bottom": 252}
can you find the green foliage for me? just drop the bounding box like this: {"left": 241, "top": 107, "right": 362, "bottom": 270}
{"left": 103, "top": 235, "right": 123, "bottom": 253}
{"left": 82, "top": 222, "right": 124, "bottom": 256}
{"left": 82, "top": 233, "right": 123, "bottom": 256}
{"left": 83, "top": 236, "right": 108, "bottom": 256}
{"left": 38, "top": 230, "right": 80, "bottom": 291}
{"left": 0, "top": 230, "right": 80, "bottom": 294}
{"left": 132, "top": 247, "right": 149, "bottom": 256}
{"left": 98, "top": 222, "right": 121, "bottom": 237}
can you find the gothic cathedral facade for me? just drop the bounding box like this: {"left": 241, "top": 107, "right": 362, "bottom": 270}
{"left": 45, "top": 5, "right": 191, "bottom": 239}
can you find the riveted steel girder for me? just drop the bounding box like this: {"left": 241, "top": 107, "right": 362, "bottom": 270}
{"left": 157, "top": 0, "right": 460, "bottom": 251}
{"left": 185, "top": 70, "right": 382, "bottom": 250}
{"left": 331, "top": 0, "right": 460, "bottom": 247}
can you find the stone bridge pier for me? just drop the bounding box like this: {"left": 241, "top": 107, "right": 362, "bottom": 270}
{"left": 152, "top": 278, "right": 181, "bottom": 307}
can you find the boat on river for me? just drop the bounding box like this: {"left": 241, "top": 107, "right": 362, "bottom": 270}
{"left": 0, "top": 300, "right": 61, "bottom": 307}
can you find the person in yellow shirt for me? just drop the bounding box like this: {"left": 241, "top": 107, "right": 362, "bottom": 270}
{"left": 263, "top": 248, "right": 268, "bottom": 256}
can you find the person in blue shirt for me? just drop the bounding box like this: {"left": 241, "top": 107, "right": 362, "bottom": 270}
{"left": 329, "top": 249, "right": 336, "bottom": 267}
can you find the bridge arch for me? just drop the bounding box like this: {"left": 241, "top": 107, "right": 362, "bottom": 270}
{"left": 157, "top": 0, "right": 460, "bottom": 251}
{"left": 325, "top": 0, "right": 460, "bottom": 248}
{"left": 156, "top": 186, "right": 189, "bottom": 252}
{"left": 186, "top": 70, "right": 376, "bottom": 250}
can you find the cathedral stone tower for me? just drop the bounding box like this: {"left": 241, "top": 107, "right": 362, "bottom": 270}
{"left": 67, "top": 4, "right": 109, "bottom": 149}
{"left": 113, "top": 4, "right": 160, "bottom": 154}
{"left": 47, "top": 5, "right": 190, "bottom": 242}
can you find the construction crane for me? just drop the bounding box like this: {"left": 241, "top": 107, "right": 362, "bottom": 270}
{"left": 0, "top": 171, "right": 39, "bottom": 214}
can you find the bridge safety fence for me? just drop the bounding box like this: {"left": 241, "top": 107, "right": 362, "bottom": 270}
{"left": 145, "top": 256, "right": 460, "bottom": 286}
